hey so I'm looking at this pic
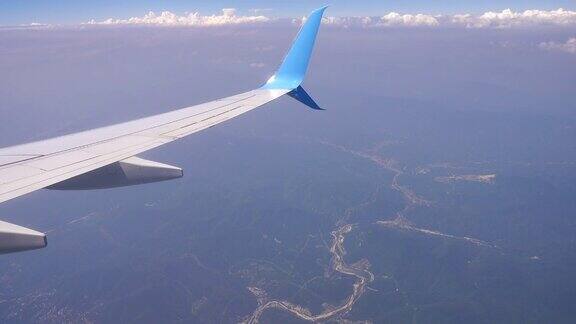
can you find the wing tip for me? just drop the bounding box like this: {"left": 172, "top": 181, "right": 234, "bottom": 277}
{"left": 262, "top": 6, "right": 328, "bottom": 90}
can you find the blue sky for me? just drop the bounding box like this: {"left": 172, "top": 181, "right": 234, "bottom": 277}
{"left": 1, "top": 0, "right": 575, "bottom": 25}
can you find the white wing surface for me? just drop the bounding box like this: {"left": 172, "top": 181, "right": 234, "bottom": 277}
{"left": 0, "top": 89, "right": 288, "bottom": 204}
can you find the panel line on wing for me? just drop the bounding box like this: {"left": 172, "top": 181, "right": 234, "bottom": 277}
{"left": 0, "top": 155, "right": 44, "bottom": 169}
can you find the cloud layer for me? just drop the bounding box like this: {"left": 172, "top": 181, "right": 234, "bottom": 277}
{"left": 85, "top": 8, "right": 576, "bottom": 28}
{"left": 380, "top": 12, "right": 440, "bottom": 27}
{"left": 85, "top": 8, "right": 269, "bottom": 26}
{"left": 452, "top": 8, "right": 576, "bottom": 28}
{"left": 320, "top": 8, "right": 576, "bottom": 28}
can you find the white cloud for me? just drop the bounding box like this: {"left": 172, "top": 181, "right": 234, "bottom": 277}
{"left": 221, "top": 8, "right": 236, "bottom": 17}
{"left": 379, "top": 12, "right": 439, "bottom": 27}
{"left": 319, "top": 16, "right": 370, "bottom": 28}
{"left": 452, "top": 8, "right": 576, "bottom": 28}
{"left": 85, "top": 8, "right": 269, "bottom": 26}
{"left": 84, "top": 8, "right": 576, "bottom": 29}
{"left": 318, "top": 8, "right": 576, "bottom": 28}
{"left": 539, "top": 37, "right": 576, "bottom": 54}
{"left": 301, "top": 14, "right": 437, "bottom": 28}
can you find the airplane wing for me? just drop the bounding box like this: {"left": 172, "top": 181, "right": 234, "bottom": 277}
{"left": 0, "top": 6, "right": 328, "bottom": 254}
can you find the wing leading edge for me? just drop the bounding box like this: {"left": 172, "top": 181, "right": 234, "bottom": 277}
{"left": 0, "top": 6, "right": 328, "bottom": 254}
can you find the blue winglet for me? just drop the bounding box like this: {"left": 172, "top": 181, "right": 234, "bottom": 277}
{"left": 262, "top": 6, "right": 328, "bottom": 90}
{"left": 288, "top": 86, "right": 324, "bottom": 110}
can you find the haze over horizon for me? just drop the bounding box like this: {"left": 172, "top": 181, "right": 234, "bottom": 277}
{"left": 2, "top": 0, "right": 576, "bottom": 25}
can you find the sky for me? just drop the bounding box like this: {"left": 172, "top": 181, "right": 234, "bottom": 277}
{"left": 1, "top": 0, "right": 576, "bottom": 25}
